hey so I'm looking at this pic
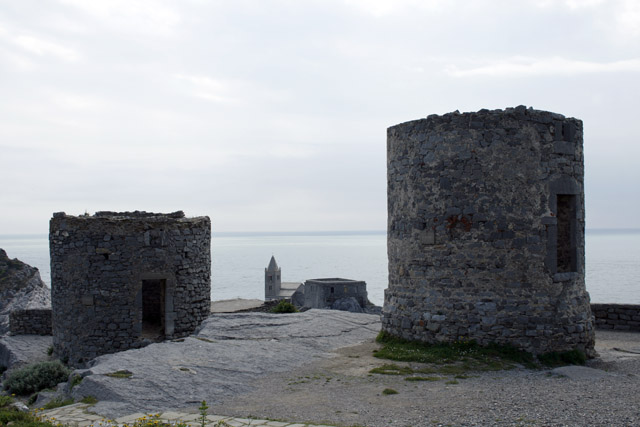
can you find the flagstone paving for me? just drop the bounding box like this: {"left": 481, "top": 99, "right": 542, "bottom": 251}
{"left": 38, "top": 403, "right": 333, "bottom": 427}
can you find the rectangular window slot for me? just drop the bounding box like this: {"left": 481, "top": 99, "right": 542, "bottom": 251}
{"left": 556, "top": 195, "right": 576, "bottom": 273}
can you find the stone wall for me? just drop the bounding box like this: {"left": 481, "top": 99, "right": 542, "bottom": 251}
{"left": 383, "top": 106, "right": 595, "bottom": 356}
{"left": 50, "top": 211, "right": 211, "bottom": 366}
{"left": 592, "top": 304, "right": 640, "bottom": 331}
{"left": 9, "top": 308, "right": 52, "bottom": 335}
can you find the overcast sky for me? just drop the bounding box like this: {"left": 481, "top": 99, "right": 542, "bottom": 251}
{"left": 1, "top": 0, "right": 638, "bottom": 234}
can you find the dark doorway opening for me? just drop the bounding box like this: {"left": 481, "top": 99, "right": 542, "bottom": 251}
{"left": 142, "top": 279, "right": 165, "bottom": 340}
{"left": 556, "top": 194, "right": 577, "bottom": 273}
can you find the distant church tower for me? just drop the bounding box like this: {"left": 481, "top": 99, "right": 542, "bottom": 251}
{"left": 265, "top": 255, "right": 281, "bottom": 301}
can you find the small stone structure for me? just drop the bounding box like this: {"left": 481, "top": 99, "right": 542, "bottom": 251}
{"left": 383, "top": 106, "right": 595, "bottom": 355}
{"left": 9, "top": 309, "right": 52, "bottom": 335}
{"left": 50, "top": 211, "right": 211, "bottom": 365}
{"left": 264, "top": 256, "right": 302, "bottom": 301}
{"left": 592, "top": 304, "right": 640, "bottom": 331}
{"left": 304, "top": 278, "right": 368, "bottom": 310}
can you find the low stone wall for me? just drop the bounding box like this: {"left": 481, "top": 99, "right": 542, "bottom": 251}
{"left": 9, "top": 308, "right": 53, "bottom": 335}
{"left": 591, "top": 304, "right": 640, "bottom": 331}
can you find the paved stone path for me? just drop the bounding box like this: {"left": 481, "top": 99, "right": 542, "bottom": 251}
{"left": 38, "top": 403, "right": 334, "bottom": 427}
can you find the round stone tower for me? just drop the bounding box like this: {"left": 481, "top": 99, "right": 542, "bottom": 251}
{"left": 383, "top": 106, "right": 595, "bottom": 356}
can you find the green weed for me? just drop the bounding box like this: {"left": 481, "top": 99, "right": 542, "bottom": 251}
{"left": 42, "top": 397, "right": 75, "bottom": 410}
{"left": 404, "top": 376, "right": 444, "bottom": 382}
{"left": 81, "top": 395, "right": 98, "bottom": 404}
{"left": 104, "top": 370, "right": 133, "bottom": 378}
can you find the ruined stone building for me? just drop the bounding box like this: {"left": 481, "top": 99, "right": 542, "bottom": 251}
{"left": 50, "top": 211, "right": 211, "bottom": 365}
{"left": 383, "top": 106, "right": 595, "bottom": 355}
{"left": 303, "top": 278, "right": 368, "bottom": 310}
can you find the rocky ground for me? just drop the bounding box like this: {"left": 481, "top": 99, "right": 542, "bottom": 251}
{"left": 3, "top": 300, "right": 640, "bottom": 426}
{"left": 0, "top": 248, "right": 51, "bottom": 336}
{"left": 64, "top": 310, "right": 381, "bottom": 419}
{"left": 209, "top": 330, "right": 640, "bottom": 426}
{"left": 32, "top": 311, "right": 640, "bottom": 427}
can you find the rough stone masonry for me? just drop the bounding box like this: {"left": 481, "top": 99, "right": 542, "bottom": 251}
{"left": 50, "top": 211, "right": 211, "bottom": 366}
{"left": 383, "top": 106, "right": 595, "bottom": 356}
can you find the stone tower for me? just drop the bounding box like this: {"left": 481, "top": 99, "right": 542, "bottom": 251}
{"left": 50, "top": 211, "right": 211, "bottom": 366}
{"left": 265, "top": 256, "right": 281, "bottom": 300}
{"left": 383, "top": 106, "right": 595, "bottom": 356}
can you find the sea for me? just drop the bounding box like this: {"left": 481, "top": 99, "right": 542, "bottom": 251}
{"left": 1, "top": 230, "right": 638, "bottom": 306}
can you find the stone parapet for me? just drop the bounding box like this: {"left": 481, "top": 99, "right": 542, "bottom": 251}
{"left": 591, "top": 303, "right": 640, "bottom": 331}
{"left": 9, "top": 308, "right": 52, "bottom": 335}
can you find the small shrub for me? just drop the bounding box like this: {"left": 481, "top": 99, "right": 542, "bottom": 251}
{"left": 270, "top": 300, "right": 298, "bottom": 314}
{"left": 3, "top": 361, "right": 71, "bottom": 395}
{"left": 46, "top": 346, "right": 54, "bottom": 356}
{"left": 0, "top": 395, "right": 13, "bottom": 407}
{"left": 382, "top": 388, "right": 398, "bottom": 395}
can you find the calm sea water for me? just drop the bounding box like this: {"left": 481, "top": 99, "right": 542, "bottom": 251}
{"left": 0, "top": 230, "right": 638, "bottom": 306}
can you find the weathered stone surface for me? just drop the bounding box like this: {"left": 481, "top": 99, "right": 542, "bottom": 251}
{"left": 0, "top": 249, "right": 51, "bottom": 336}
{"left": 50, "top": 211, "right": 211, "bottom": 366}
{"left": 67, "top": 310, "right": 380, "bottom": 419}
{"left": 551, "top": 365, "right": 612, "bottom": 380}
{"left": 0, "top": 334, "right": 52, "bottom": 373}
{"left": 384, "top": 107, "right": 594, "bottom": 356}
{"left": 331, "top": 297, "right": 364, "bottom": 313}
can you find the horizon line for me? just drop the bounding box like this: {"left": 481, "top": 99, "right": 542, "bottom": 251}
{"left": 2, "top": 228, "right": 640, "bottom": 239}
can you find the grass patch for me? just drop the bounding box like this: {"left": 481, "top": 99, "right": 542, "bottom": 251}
{"left": 80, "top": 395, "right": 98, "bottom": 404}
{"left": 195, "top": 337, "right": 214, "bottom": 343}
{"left": 375, "top": 331, "right": 540, "bottom": 368}
{"left": 42, "top": 397, "right": 75, "bottom": 410}
{"left": 538, "top": 349, "right": 586, "bottom": 367}
{"left": 1, "top": 395, "right": 52, "bottom": 427}
{"left": 70, "top": 374, "right": 83, "bottom": 389}
{"left": 104, "top": 370, "right": 133, "bottom": 378}
{"left": 373, "top": 331, "right": 587, "bottom": 376}
{"left": 374, "top": 331, "right": 535, "bottom": 369}
{"left": 382, "top": 388, "right": 398, "bottom": 395}
{"left": 369, "top": 363, "right": 417, "bottom": 376}
{"left": 445, "top": 379, "right": 459, "bottom": 385}
{"left": 404, "top": 376, "right": 444, "bottom": 382}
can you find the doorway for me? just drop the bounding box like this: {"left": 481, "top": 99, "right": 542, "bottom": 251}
{"left": 141, "top": 279, "right": 165, "bottom": 340}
